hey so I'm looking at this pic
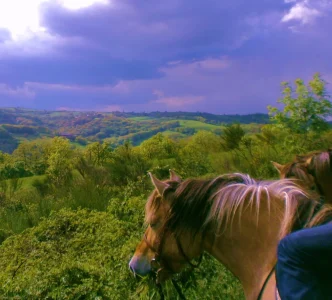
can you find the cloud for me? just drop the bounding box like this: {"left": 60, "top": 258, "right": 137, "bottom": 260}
{"left": 0, "top": 0, "right": 110, "bottom": 40}
{"left": 56, "top": 104, "right": 122, "bottom": 112}
{"left": 152, "top": 95, "right": 205, "bottom": 108}
{"left": 25, "top": 81, "right": 130, "bottom": 94}
{"left": 0, "top": 83, "right": 35, "bottom": 99}
{"left": 282, "top": 2, "right": 321, "bottom": 24}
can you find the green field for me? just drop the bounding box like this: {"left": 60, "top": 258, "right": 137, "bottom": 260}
{"left": 128, "top": 116, "right": 153, "bottom": 121}
{"left": 178, "top": 120, "right": 221, "bottom": 130}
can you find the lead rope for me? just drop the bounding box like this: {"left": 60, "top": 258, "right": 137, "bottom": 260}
{"left": 256, "top": 265, "right": 276, "bottom": 300}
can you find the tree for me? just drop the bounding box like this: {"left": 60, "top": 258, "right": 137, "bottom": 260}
{"left": 178, "top": 131, "right": 221, "bottom": 176}
{"left": 139, "top": 133, "right": 177, "bottom": 160}
{"left": 268, "top": 73, "right": 332, "bottom": 134}
{"left": 107, "top": 141, "right": 151, "bottom": 185}
{"left": 12, "top": 139, "right": 51, "bottom": 174}
{"left": 46, "top": 137, "right": 74, "bottom": 187}
{"left": 221, "top": 124, "right": 245, "bottom": 151}
{"left": 85, "top": 142, "right": 112, "bottom": 166}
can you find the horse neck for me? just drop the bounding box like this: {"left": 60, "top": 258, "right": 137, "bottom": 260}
{"left": 203, "top": 194, "right": 284, "bottom": 300}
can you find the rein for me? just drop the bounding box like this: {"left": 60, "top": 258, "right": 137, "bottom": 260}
{"left": 256, "top": 265, "right": 276, "bottom": 300}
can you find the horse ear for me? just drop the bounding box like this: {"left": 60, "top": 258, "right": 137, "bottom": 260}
{"left": 271, "top": 161, "right": 284, "bottom": 173}
{"left": 169, "top": 169, "right": 181, "bottom": 182}
{"left": 304, "top": 156, "right": 313, "bottom": 167}
{"left": 148, "top": 172, "right": 170, "bottom": 196}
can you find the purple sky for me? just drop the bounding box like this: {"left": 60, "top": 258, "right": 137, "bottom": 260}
{"left": 0, "top": 0, "right": 331, "bottom": 114}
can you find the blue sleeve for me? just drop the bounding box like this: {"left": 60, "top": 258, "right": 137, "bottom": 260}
{"left": 276, "top": 223, "right": 332, "bottom": 300}
{"left": 279, "top": 223, "right": 332, "bottom": 271}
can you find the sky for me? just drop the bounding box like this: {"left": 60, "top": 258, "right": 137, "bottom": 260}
{"left": 0, "top": 0, "right": 331, "bottom": 114}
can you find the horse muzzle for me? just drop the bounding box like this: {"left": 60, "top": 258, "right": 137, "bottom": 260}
{"left": 129, "top": 256, "right": 151, "bottom": 277}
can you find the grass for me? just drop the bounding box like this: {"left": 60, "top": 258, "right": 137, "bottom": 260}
{"left": 19, "top": 174, "right": 46, "bottom": 188}
{"left": 128, "top": 116, "right": 153, "bottom": 121}
{"left": 3, "top": 169, "right": 82, "bottom": 191}
{"left": 178, "top": 120, "right": 221, "bottom": 130}
{"left": 1, "top": 174, "right": 46, "bottom": 192}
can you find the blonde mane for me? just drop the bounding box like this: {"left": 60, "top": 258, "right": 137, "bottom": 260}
{"left": 206, "top": 173, "right": 315, "bottom": 238}
{"left": 146, "top": 173, "right": 329, "bottom": 240}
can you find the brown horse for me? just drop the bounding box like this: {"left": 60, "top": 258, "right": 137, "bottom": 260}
{"left": 272, "top": 149, "right": 332, "bottom": 203}
{"left": 129, "top": 170, "right": 331, "bottom": 300}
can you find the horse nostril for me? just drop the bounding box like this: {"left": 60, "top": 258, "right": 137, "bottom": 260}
{"left": 129, "top": 265, "right": 137, "bottom": 277}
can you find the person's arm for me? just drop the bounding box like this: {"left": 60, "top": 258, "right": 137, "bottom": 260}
{"left": 276, "top": 223, "right": 332, "bottom": 300}
{"left": 278, "top": 222, "right": 332, "bottom": 271}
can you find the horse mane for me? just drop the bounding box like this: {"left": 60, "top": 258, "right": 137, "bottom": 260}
{"left": 146, "top": 173, "right": 331, "bottom": 241}
{"left": 306, "top": 149, "right": 332, "bottom": 179}
{"left": 145, "top": 173, "right": 247, "bottom": 236}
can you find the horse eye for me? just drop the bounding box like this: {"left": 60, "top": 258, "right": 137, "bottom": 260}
{"left": 150, "top": 223, "right": 157, "bottom": 229}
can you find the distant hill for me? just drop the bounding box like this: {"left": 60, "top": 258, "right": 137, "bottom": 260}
{"left": 0, "top": 108, "right": 270, "bottom": 153}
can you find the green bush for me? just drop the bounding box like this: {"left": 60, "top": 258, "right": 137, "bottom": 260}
{"left": 0, "top": 209, "right": 141, "bottom": 299}
{"left": 0, "top": 208, "right": 244, "bottom": 299}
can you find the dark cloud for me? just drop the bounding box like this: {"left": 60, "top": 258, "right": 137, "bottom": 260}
{"left": 0, "top": 0, "right": 331, "bottom": 113}
{"left": 0, "top": 53, "right": 163, "bottom": 86}
{"left": 39, "top": 0, "right": 290, "bottom": 61}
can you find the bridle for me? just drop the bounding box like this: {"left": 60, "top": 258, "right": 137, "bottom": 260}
{"left": 144, "top": 225, "right": 203, "bottom": 300}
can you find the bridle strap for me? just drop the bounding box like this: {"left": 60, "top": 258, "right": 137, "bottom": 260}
{"left": 144, "top": 233, "right": 159, "bottom": 255}
{"left": 175, "top": 237, "right": 203, "bottom": 268}
{"left": 144, "top": 231, "right": 203, "bottom": 271}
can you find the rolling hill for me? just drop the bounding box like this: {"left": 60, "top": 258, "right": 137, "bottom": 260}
{"left": 0, "top": 108, "right": 270, "bottom": 153}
